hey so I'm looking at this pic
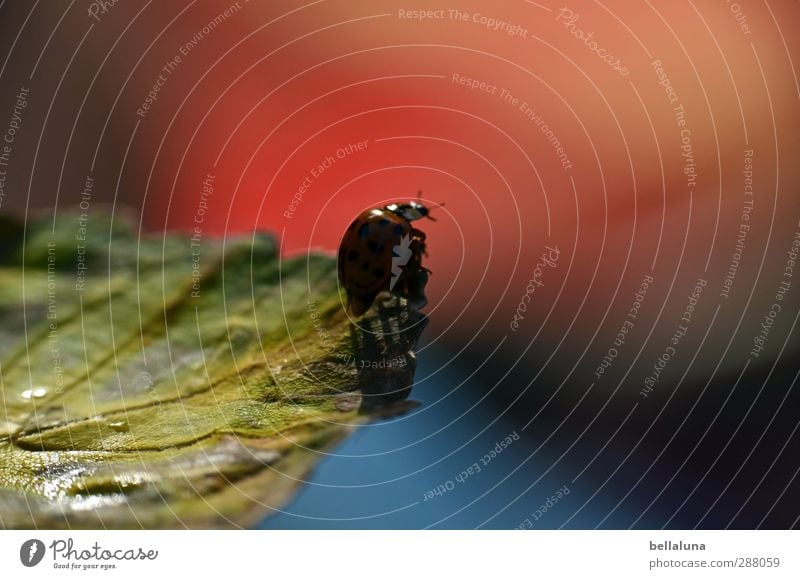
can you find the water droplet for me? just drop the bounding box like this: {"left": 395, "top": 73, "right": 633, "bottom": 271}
{"left": 107, "top": 420, "right": 130, "bottom": 432}
{"left": 21, "top": 387, "right": 48, "bottom": 400}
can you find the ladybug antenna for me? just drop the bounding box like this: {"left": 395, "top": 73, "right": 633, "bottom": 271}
{"left": 426, "top": 200, "right": 445, "bottom": 221}
{"left": 414, "top": 190, "right": 443, "bottom": 220}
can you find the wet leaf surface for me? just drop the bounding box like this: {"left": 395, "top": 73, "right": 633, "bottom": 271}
{"left": 0, "top": 212, "right": 425, "bottom": 528}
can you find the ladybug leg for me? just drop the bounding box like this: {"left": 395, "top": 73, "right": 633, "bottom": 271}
{"left": 348, "top": 292, "right": 376, "bottom": 316}
{"left": 402, "top": 248, "right": 429, "bottom": 311}
{"left": 410, "top": 229, "right": 428, "bottom": 257}
{"left": 406, "top": 268, "right": 429, "bottom": 310}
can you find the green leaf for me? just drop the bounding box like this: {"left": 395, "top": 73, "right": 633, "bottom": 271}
{"left": 0, "top": 211, "right": 425, "bottom": 528}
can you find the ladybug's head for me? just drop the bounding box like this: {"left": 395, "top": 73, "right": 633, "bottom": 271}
{"left": 386, "top": 201, "right": 436, "bottom": 222}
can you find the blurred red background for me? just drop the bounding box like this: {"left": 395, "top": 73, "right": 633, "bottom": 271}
{"left": 1, "top": 0, "right": 798, "bottom": 376}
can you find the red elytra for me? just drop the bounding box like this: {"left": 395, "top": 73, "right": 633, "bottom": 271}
{"left": 338, "top": 200, "right": 435, "bottom": 316}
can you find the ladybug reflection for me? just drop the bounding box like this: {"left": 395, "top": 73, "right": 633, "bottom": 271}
{"left": 338, "top": 197, "right": 437, "bottom": 316}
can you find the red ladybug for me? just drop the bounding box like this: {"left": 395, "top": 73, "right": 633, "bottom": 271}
{"left": 338, "top": 199, "right": 436, "bottom": 316}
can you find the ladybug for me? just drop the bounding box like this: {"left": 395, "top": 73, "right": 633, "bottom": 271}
{"left": 338, "top": 198, "right": 436, "bottom": 316}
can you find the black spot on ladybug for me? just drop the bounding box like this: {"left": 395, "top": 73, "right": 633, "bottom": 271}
{"left": 338, "top": 200, "right": 434, "bottom": 315}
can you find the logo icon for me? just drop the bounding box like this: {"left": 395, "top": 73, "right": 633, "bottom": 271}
{"left": 20, "top": 539, "right": 45, "bottom": 567}
{"left": 390, "top": 234, "right": 413, "bottom": 290}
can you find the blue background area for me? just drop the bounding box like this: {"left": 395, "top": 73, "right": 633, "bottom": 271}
{"left": 258, "top": 347, "right": 631, "bottom": 529}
